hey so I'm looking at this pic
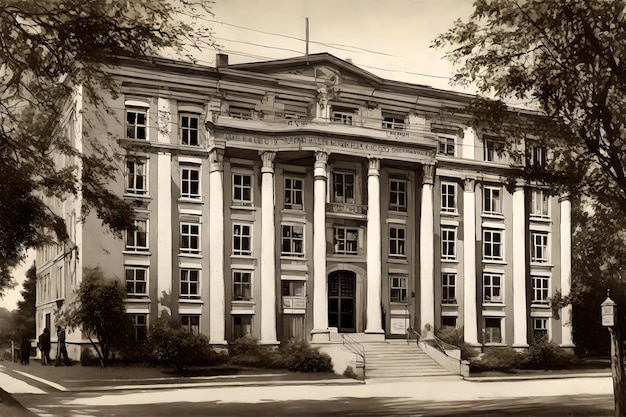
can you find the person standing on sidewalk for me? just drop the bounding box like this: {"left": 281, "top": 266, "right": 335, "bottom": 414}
{"left": 38, "top": 328, "right": 51, "bottom": 365}
{"left": 55, "top": 326, "right": 70, "bottom": 366}
{"left": 19, "top": 336, "right": 30, "bottom": 365}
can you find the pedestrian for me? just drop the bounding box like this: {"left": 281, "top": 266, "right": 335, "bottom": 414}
{"left": 19, "top": 336, "right": 30, "bottom": 365}
{"left": 55, "top": 325, "right": 70, "bottom": 366}
{"left": 38, "top": 328, "right": 51, "bottom": 365}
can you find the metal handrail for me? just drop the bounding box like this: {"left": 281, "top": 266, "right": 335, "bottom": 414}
{"left": 341, "top": 334, "right": 365, "bottom": 376}
{"left": 430, "top": 333, "right": 465, "bottom": 366}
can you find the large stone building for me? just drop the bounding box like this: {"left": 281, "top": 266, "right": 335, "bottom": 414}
{"left": 35, "top": 53, "right": 573, "bottom": 360}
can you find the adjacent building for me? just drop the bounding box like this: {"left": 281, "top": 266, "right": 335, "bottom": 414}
{"left": 35, "top": 53, "right": 574, "bottom": 358}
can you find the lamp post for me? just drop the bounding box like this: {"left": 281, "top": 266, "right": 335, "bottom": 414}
{"left": 602, "top": 291, "right": 626, "bottom": 417}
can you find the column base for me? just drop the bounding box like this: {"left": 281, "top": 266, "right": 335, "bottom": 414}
{"left": 310, "top": 329, "right": 331, "bottom": 342}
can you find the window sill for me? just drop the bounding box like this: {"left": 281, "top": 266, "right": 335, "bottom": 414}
{"left": 230, "top": 204, "right": 256, "bottom": 211}
{"left": 482, "top": 259, "right": 506, "bottom": 265}
{"left": 529, "top": 215, "right": 551, "bottom": 223}
{"left": 530, "top": 262, "right": 553, "bottom": 268}
{"left": 282, "top": 208, "right": 305, "bottom": 214}
{"left": 179, "top": 197, "right": 203, "bottom": 204}
{"left": 440, "top": 211, "right": 460, "bottom": 217}
{"left": 124, "top": 298, "right": 150, "bottom": 303}
{"left": 388, "top": 255, "right": 408, "bottom": 262}
{"left": 483, "top": 343, "right": 507, "bottom": 347}
{"left": 178, "top": 253, "right": 202, "bottom": 258}
{"left": 441, "top": 303, "right": 459, "bottom": 307}
{"left": 231, "top": 254, "right": 254, "bottom": 259}
{"left": 123, "top": 251, "right": 151, "bottom": 256}
{"left": 232, "top": 299, "right": 255, "bottom": 304}
{"left": 124, "top": 193, "right": 151, "bottom": 200}
{"left": 280, "top": 256, "right": 307, "bottom": 261}
{"left": 482, "top": 302, "right": 505, "bottom": 307}
{"left": 441, "top": 258, "right": 459, "bottom": 264}
{"left": 531, "top": 303, "right": 550, "bottom": 308}
{"left": 178, "top": 298, "right": 203, "bottom": 303}
{"left": 388, "top": 210, "right": 408, "bottom": 216}
{"left": 481, "top": 213, "right": 505, "bottom": 220}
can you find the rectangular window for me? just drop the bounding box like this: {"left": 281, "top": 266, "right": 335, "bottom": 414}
{"left": 125, "top": 159, "right": 147, "bottom": 195}
{"left": 180, "top": 269, "right": 200, "bottom": 298}
{"left": 438, "top": 135, "right": 455, "bottom": 156}
{"left": 180, "top": 114, "right": 199, "bottom": 146}
{"left": 530, "top": 189, "right": 549, "bottom": 218}
{"left": 389, "top": 179, "right": 407, "bottom": 212}
{"left": 484, "top": 317, "right": 502, "bottom": 343}
{"left": 233, "top": 315, "right": 252, "bottom": 340}
{"left": 484, "top": 137, "right": 503, "bottom": 162}
{"left": 390, "top": 276, "right": 407, "bottom": 303}
{"left": 441, "top": 316, "right": 457, "bottom": 329}
{"left": 282, "top": 281, "right": 306, "bottom": 297}
{"left": 233, "top": 224, "right": 252, "bottom": 256}
{"left": 333, "top": 171, "right": 355, "bottom": 203}
{"left": 334, "top": 227, "right": 358, "bottom": 254}
{"left": 331, "top": 108, "right": 355, "bottom": 125}
{"left": 389, "top": 226, "right": 406, "bottom": 257}
{"left": 130, "top": 314, "right": 148, "bottom": 342}
{"left": 533, "top": 318, "right": 548, "bottom": 340}
{"left": 442, "top": 273, "right": 456, "bottom": 304}
{"left": 181, "top": 315, "right": 200, "bottom": 335}
{"left": 180, "top": 223, "right": 200, "bottom": 254}
{"left": 529, "top": 146, "right": 547, "bottom": 168}
{"left": 531, "top": 232, "right": 549, "bottom": 263}
{"left": 125, "top": 267, "right": 147, "bottom": 298}
{"left": 483, "top": 186, "right": 502, "bottom": 214}
{"left": 382, "top": 115, "right": 405, "bottom": 130}
{"left": 281, "top": 224, "right": 304, "bottom": 257}
{"left": 532, "top": 275, "right": 549, "bottom": 304}
{"left": 441, "top": 227, "right": 456, "bottom": 260}
{"left": 233, "top": 271, "right": 252, "bottom": 300}
{"left": 483, "top": 273, "right": 503, "bottom": 303}
{"left": 126, "top": 219, "right": 148, "bottom": 252}
{"left": 233, "top": 173, "right": 253, "bottom": 205}
{"left": 284, "top": 177, "right": 303, "bottom": 209}
{"left": 126, "top": 108, "right": 147, "bottom": 140}
{"left": 441, "top": 182, "right": 456, "bottom": 213}
{"left": 483, "top": 229, "right": 503, "bottom": 261}
{"left": 181, "top": 166, "right": 201, "bottom": 199}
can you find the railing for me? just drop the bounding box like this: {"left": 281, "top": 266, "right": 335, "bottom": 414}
{"left": 341, "top": 333, "right": 365, "bottom": 379}
{"left": 405, "top": 325, "right": 469, "bottom": 377}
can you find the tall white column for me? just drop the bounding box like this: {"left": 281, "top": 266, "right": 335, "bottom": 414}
{"left": 420, "top": 164, "right": 435, "bottom": 332}
{"left": 209, "top": 149, "right": 226, "bottom": 344}
{"left": 156, "top": 151, "right": 172, "bottom": 319}
{"left": 560, "top": 196, "right": 574, "bottom": 347}
{"left": 260, "top": 151, "right": 278, "bottom": 344}
{"left": 311, "top": 151, "right": 330, "bottom": 339}
{"left": 463, "top": 178, "right": 479, "bottom": 344}
{"left": 512, "top": 185, "right": 528, "bottom": 347}
{"left": 365, "top": 158, "right": 383, "bottom": 335}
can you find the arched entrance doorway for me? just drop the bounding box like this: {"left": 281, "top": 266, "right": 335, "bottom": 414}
{"left": 328, "top": 270, "right": 356, "bottom": 332}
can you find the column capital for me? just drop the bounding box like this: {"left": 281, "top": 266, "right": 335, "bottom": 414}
{"left": 315, "top": 150, "right": 329, "bottom": 165}
{"left": 260, "top": 151, "right": 276, "bottom": 174}
{"left": 209, "top": 149, "right": 224, "bottom": 173}
{"left": 422, "top": 164, "right": 435, "bottom": 185}
{"left": 314, "top": 150, "right": 329, "bottom": 180}
{"left": 558, "top": 194, "right": 571, "bottom": 203}
{"left": 367, "top": 157, "right": 380, "bottom": 176}
{"left": 463, "top": 177, "right": 476, "bottom": 192}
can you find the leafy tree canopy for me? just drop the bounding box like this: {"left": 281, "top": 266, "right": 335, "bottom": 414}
{"left": 0, "top": 0, "right": 216, "bottom": 293}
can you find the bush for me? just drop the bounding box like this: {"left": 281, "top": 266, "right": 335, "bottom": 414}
{"left": 228, "top": 336, "right": 283, "bottom": 368}
{"left": 80, "top": 347, "right": 100, "bottom": 367}
{"left": 470, "top": 347, "right": 524, "bottom": 372}
{"left": 278, "top": 339, "right": 333, "bottom": 373}
{"left": 522, "top": 339, "right": 578, "bottom": 370}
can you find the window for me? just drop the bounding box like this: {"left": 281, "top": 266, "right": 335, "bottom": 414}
{"left": 333, "top": 171, "right": 355, "bottom": 203}
{"left": 390, "top": 276, "right": 407, "bottom": 303}
{"left": 442, "top": 273, "right": 456, "bottom": 304}
{"left": 281, "top": 225, "right": 304, "bottom": 257}
{"left": 282, "top": 281, "right": 305, "bottom": 297}
{"left": 180, "top": 269, "right": 200, "bottom": 298}
{"left": 130, "top": 314, "right": 148, "bottom": 342}
{"left": 533, "top": 318, "right": 548, "bottom": 340}
{"left": 530, "top": 189, "right": 549, "bottom": 218}
{"left": 181, "top": 315, "right": 200, "bottom": 335}
{"left": 233, "top": 224, "right": 252, "bottom": 256}
{"left": 181, "top": 166, "right": 201, "bottom": 199}
{"left": 441, "top": 182, "right": 456, "bottom": 213}
{"left": 441, "top": 227, "right": 456, "bottom": 260}
{"left": 126, "top": 108, "right": 147, "bottom": 140}
{"left": 284, "top": 177, "right": 303, "bottom": 209}
{"left": 180, "top": 114, "right": 200, "bottom": 146}
{"left": 484, "top": 317, "right": 502, "bottom": 344}
{"left": 441, "top": 316, "right": 457, "bottom": 329}
{"left": 334, "top": 227, "right": 358, "bottom": 254}
{"left": 483, "top": 229, "right": 503, "bottom": 261}
{"left": 484, "top": 137, "right": 503, "bottom": 162}
{"left": 529, "top": 146, "right": 547, "bottom": 168}
{"left": 389, "top": 226, "right": 406, "bottom": 257}
{"left": 126, "top": 219, "right": 148, "bottom": 252}
{"left": 125, "top": 267, "right": 147, "bottom": 298}
{"left": 180, "top": 223, "right": 200, "bottom": 254}
{"left": 483, "top": 186, "right": 502, "bottom": 214}
{"left": 483, "top": 273, "right": 503, "bottom": 303}
{"left": 233, "top": 315, "right": 252, "bottom": 340}
{"left": 532, "top": 275, "right": 549, "bottom": 304}
{"left": 229, "top": 107, "right": 252, "bottom": 120}
{"left": 331, "top": 108, "right": 355, "bottom": 125}
{"left": 389, "top": 179, "right": 407, "bottom": 212}
{"left": 233, "top": 173, "right": 252, "bottom": 205}
{"left": 438, "top": 135, "right": 455, "bottom": 156}
{"left": 382, "top": 115, "right": 405, "bottom": 130}
{"left": 233, "top": 271, "right": 252, "bottom": 300}
{"left": 531, "top": 232, "right": 549, "bottom": 263}
{"left": 125, "top": 159, "right": 147, "bottom": 195}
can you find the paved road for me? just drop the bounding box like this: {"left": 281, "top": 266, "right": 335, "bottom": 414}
{"left": 6, "top": 371, "right": 616, "bottom": 417}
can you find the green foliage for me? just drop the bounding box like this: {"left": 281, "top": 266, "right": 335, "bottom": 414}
{"left": 148, "top": 318, "right": 226, "bottom": 370}
{"left": 227, "top": 336, "right": 282, "bottom": 368}
{"left": 12, "top": 264, "right": 36, "bottom": 340}
{"left": 0, "top": 0, "right": 216, "bottom": 294}
{"left": 278, "top": 339, "right": 333, "bottom": 373}
{"left": 523, "top": 339, "right": 578, "bottom": 370}
{"left": 470, "top": 347, "right": 525, "bottom": 372}
{"left": 62, "top": 267, "right": 132, "bottom": 367}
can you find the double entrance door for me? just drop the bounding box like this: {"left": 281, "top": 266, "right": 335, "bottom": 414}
{"left": 328, "top": 271, "right": 356, "bottom": 332}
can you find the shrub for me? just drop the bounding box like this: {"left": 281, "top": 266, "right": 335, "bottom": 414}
{"left": 80, "top": 347, "right": 100, "bottom": 367}
{"left": 470, "top": 346, "right": 523, "bottom": 372}
{"left": 522, "top": 339, "right": 577, "bottom": 370}
{"left": 343, "top": 365, "right": 358, "bottom": 379}
{"left": 228, "top": 336, "right": 283, "bottom": 368}
{"left": 279, "top": 339, "right": 333, "bottom": 373}
{"left": 435, "top": 327, "right": 479, "bottom": 360}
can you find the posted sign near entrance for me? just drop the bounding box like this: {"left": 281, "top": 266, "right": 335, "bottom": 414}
{"left": 602, "top": 296, "right": 617, "bottom": 327}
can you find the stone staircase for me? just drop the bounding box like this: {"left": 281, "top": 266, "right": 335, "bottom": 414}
{"left": 363, "top": 340, "right": 453, "bottom": 379}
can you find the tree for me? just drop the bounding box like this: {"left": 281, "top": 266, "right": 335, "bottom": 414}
{"left": 0, "top": 0, "right": 216, "bottom": 295}
{"left": 434, "top": 0, "right": 626, "bottom": 353}
{"left": 62, "top": 267, "right": 132, "bottom": 367}
{"left": 12, "top": 263, "right": 36, "bottom": 341}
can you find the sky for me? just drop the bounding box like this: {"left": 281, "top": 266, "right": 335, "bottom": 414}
{"left": 0, "top": 0, "right": 476, "bottom": 312}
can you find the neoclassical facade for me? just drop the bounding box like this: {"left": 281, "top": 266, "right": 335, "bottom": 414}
{"left": 35, "top": 53, "right": 573, "bottom": 356}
